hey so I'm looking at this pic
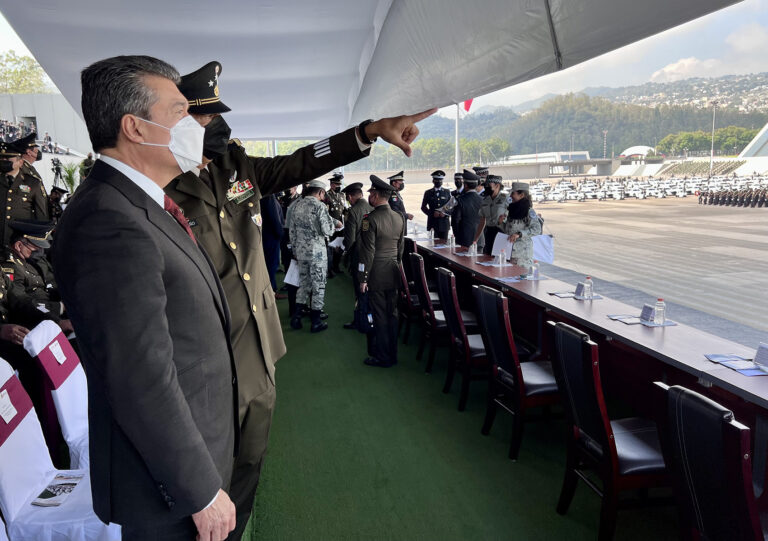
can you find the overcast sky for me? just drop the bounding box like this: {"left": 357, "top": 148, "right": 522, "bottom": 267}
{"left": 1, "top": 0, "right": 767, "bottom": 114}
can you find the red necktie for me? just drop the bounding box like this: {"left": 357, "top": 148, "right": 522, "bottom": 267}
{"left": 164, "top": 195, "right": 197, "bottom": 244}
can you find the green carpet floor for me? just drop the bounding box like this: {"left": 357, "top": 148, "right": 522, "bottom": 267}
{"left": 243, "top": 273, "right": 677, "bottom": 541}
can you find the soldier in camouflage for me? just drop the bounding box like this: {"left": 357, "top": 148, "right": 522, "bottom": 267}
{"left": 325, "top": 171, "right": 347, "bottom": 276}
{"left": 286, "top": 180, "right": 340, "bottom": 332}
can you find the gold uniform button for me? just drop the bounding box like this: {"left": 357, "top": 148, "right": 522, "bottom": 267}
{"left": 248, "top": 202, "right": 254, "bottom": 208}
{"left": 5, "top": 216, "right": 9, "bottom": 220}
{"left": 6, "top": 198, "right": 9, "bottom": 202}
{"left": 5, "top": 207, "right": 9, "bottom": 210}
{"left": 229, "top": 242, "right": 237, "bottom": 250}
{"left": 243, "top": 273, "right": 251, "bottom": 281}
{"left": 219, "top": 210, "right": 225, "bottom": 219}
{"left": 251, "top": 304, "right": 257, "bottom": 312}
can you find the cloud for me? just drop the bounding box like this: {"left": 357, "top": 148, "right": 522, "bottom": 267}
{"left": 650, "top": 22, "right": 768, "bottom": 82}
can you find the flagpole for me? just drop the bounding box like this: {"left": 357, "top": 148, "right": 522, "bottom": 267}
{"left": 455, "top": 103, "right": 460, "bottom": 173}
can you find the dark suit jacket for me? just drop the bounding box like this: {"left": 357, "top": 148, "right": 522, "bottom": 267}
{"left": 51, "top": 160, "right": 238, "bottom": 527}
{"left": 454, "top": 190, "right": 483, "bottom": 247}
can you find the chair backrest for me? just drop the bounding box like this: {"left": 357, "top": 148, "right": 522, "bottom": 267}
{"left": 436, "top": 267, "right": 467, "bottom": 344}
{"left": 473, "top": 285, "right": 521, "bottom": 385}
{"left": 409, "top": 253, "right": 436, "bottom": 321}
{"left": 654, "top": 382, "right": 762, "bottom": 541}
{"left": 548, "top": 321, "right": 615, "bottom": 464}
{"left": 402, "top": 237, "right": 416, "bottom": 283}
{"left": 398, "top": 263, "right": 415, "bottom": 310}
{"left": 0, "top": 357, "right": 54, "bottom": 522}
{"left": 23, "top": 321, "right": 89, "bottom": 468}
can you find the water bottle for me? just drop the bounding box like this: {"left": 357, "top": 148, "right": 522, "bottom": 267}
{"left": 532, "top": 261, "right": 539, "bottom": 280}
{"left": 429, "top": 228, "right": 434, "bottom": 243}
{"left": 499, "top": 249, "right": 506, "bottom": 267}
{"left": 654, "top": 298, "right": 666, "bottom": 324}
{"left": 449, "top": 234, "right": 455, "bottom": 250}
{"left": 470, "top": 242, "right": 478, "bottom": 259}
{"left": 583, "top": 276, "right": 593, "bottom": 299}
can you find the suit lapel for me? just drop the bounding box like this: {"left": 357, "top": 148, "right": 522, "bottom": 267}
{"left": 95, "top": 162, "right": 227, "bottom": 323}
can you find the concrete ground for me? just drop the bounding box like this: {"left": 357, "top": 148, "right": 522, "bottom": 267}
{"left": 398, "top": 184, "right": 768, "bottom": 347}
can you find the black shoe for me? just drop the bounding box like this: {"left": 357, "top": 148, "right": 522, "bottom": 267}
{"left": 363, "top": 357, "right": 396, "bottom": 368}
{"left": 291, "top": 304, "right": 306, "bottom": 330}
{"left": 343, "top": 321, "right": 356, "bottom": 330}
{"left": 320, "top": 311, "right": 329, "bottom": 320}
{"left": 301, "top": 306, "right": 310, "bottom": 316}
{"left": 310, "top": 309, "right": 328, "bottom": 333}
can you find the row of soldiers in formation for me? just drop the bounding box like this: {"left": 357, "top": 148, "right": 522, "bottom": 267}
{"left": 698, "top": 188, "right": 768, "bottom": 207}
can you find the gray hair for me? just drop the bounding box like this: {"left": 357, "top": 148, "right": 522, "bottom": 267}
{"left": 81, "top": 55, "right": 180, "bottom": 152}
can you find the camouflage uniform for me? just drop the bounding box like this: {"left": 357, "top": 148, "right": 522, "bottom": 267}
{"left": 501, "top": 207, "right": 542, "bottom": 268}
{"left": 286, "top": 196, "right": 336, "bottom": 310}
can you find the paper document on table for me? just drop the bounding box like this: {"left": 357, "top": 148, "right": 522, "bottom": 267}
{"left": 491, "top": 234, "right": 514, "bottom": 257}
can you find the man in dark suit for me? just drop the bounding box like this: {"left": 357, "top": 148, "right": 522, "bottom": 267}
{"left": 51, "top": 55, "right": 237, "bottom": 541}
{"left": 453, "top": 169, "right": 483, "bottom": 247}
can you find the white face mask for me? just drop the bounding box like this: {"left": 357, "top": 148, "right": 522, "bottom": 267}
{"left": 138, "top": 115, "right": 204, "bottom": 173}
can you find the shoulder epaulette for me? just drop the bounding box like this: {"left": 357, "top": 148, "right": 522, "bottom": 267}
{"left": 228, "top": 138, "right": 244, "bottom": 149}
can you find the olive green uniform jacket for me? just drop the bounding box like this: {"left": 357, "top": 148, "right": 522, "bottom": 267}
{"left": 165, "top": 127, "right": 368, "bottom": 399}
{"left": 0, "top": 169, "right": 49, "bottom": 249}
{"left": 343, "top": 197, "right": 373, "bottom": 273}
{"left": 357, "top": 204, "right": 405, "bottom": 291}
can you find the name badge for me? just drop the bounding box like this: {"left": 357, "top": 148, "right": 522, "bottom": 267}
{"left": 252, "top": 213, "right": 262, "bottom": 227}
{"left": 19, "top": 185, "right": 30, "bottom": 193}
{"left": 0, "top": 389, "right": 17, "bottom": 424}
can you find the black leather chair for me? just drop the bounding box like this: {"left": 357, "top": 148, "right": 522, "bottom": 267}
{"left": 654, "top": 382, "right": 764, "bottom": 541}
{"left": 436, "top": 267, "right": 486, "bottom": 411}
{"left": 473, "top": 285, "right": 558, "bottom": 460}
{"left": 548, "top": 321, "right": 667, "bottom": 541}
{"left": 397, "top": 263, "right": 420, "bottom": 345}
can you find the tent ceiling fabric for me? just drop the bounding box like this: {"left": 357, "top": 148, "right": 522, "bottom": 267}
{"left": 0, "top": 0, "right": 741, "bottom": 140}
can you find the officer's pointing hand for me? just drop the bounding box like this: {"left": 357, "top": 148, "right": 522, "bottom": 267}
{"left": 365, "top": 108, "right": 438, "bottom": 157}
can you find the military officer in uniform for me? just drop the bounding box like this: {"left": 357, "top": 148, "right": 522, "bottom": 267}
{"left": 420, "top": 170, "right": 451, "bottom": 239}
{"left": 0, "top": 140, "right": 49, "bottom": 251}
{"left": 325, "top": 171, "right": 346, "bottom": 276}
{"left": 452, "top": 170, "right": 483, "bottom": 247}
{"left": 17, "top": 133, "right": 45, "bottom": 184}
{"left": 48, "top": 186, "right": 68, "bottom": 224}
{"left": 286, "top": 179, "right": 339, "bottom": 333}
{"left": 341, "top": 182, "right": 373, "bottom": 329}
{"left": 474, "top": 174, "right": 507, "bottom": 254}
{"left": 387, "top": 171, "right": 413, "bottom": 221}
{"left": 165, "top": 60, "right": 435, "bottom": 540}
{"left": 358, "top": 175, "right": 405, "bottom": 368}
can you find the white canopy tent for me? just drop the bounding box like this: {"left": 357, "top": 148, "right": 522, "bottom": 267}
{"left": 0, "top": 0, "right": 741, "bottom": 140}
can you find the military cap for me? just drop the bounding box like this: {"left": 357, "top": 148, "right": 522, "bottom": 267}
{"left": 0, "top": 141, "right": 20, "bottom": 158}
{"left": 487, "top": 174, "right": 503, "bottom": 184}
{"left": 387, "top": 171, "right": 405, "bottom": 183}
{"left": 341, "top": 182, "right": 364, "bottom": 194}
{"left": 462, "top": 169, "right": 480, "bottom": 185}
{"left": 50, "top": 186, "right": 69, "bottom": 195}
{"left": 472, "top": 165, "right": 489, "bottom": 175}
{"left": 13, "top": 132, "right": 39, "bottom": 150}
{"left": 307, "top": 179, "right": 328, "bottom": 190}
{"left": 178, "top": 61, "right": 231, "bottom": 115}
{"left": 511, "top": 181, "right": 530, "bottom": 192}
{"left": 329, "top": 171, "right": 344, "bottom": 184}
{"left": 454, "top": 171, "right": 464, "bottom": 179}
{"left": 431, "top": 170, "right": 446, "bottom": 179}
{"left": 369, "top": 174, "right": 394, "bottom": 194}
{"left": 9, "top": 220, "right": 53, "bottom": 249}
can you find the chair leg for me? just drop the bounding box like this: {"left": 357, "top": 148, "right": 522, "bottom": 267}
{"left": 458, "top": 363, "right": 471, "bottom": 411}
{"left": 417, "top": 327, "right": 427, "bottom": 360}
{"left": 556, "top": 444, "right": 580, "bottom": 515}
{"left": 442, "top": 347, "right": 456, "bottom": 393}
{"left": 508, "top": 409, "right": 525, "bottom": 461}
{"left": 425, "top": 333, "right": 437, "bottom": 373}
{"left": 481, "top": 382, "right": 498, "bottom": 435}
{"left": 598, "top": 482, "right": 619, "bottom": 541}
{"left": 403, "top": 318, "right": 411, "bottom": 345}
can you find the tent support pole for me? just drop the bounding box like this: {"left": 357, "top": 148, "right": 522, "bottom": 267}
{"left": 455, "top": 103, "right": 460, "bottom": 172}
{"left": 544, "top": 0, "right": 563, "bottom": 69}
